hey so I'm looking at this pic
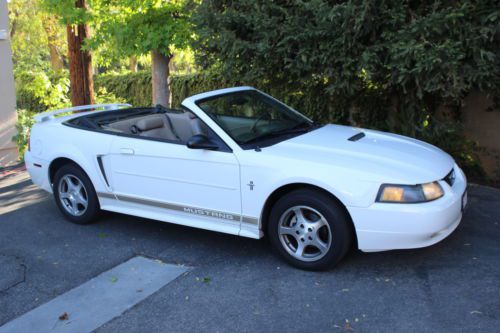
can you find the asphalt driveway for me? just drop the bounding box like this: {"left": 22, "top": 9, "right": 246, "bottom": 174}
{"left": 1, "top": 167, "right": 499, "bottom": 332}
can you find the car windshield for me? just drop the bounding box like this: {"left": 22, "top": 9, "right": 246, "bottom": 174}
{"left": 196, "top": 90, "right": 315, "bottom": 147}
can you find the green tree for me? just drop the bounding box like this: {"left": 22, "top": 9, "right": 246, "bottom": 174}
{"left": 9, "top": 0, "right": 66, "bottom": 73}
{"left": 193, "top": 0, "right": 499, "bottom": 135}
{"left": 90, "top": 0, "right": 194, "bottom": 106}
{"left": 41, "top": 0, "right": 95, "bottom": 106}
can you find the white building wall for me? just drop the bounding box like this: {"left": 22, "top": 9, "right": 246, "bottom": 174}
{"left": 0, "top": 0, "right": 18, "bottom": 166}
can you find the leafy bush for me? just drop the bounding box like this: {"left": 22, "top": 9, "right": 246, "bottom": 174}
{"left": 12, "top": 109, "right": 35, "bottom": 161}
{"left": 193, "top": 1, "right": 499, "bottom": 129}
{"left": 94, "top": 71, "right": 153, "bottom": 107}
{"left": 15, "top": 69, "right": 70, "bottom": 112}
{"left": 12, "top": 71, "right": 126, "bottom": 159}
{"left": 94, "top": 87, "right": 127, "bottom": 105}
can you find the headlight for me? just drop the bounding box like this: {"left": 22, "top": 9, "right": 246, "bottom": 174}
{"left": 377, "top": 182, "right": 444, "bottom": 203}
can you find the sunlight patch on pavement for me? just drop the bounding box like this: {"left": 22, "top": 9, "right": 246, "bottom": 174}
{"left": 0, "top": 256, "right": 188, "bottom": 333}
{"left": 0, "top": 171, "right": 47, "bottom": 215}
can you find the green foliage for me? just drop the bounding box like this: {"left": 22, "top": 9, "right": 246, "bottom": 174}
{"left": 12, "top": 110, "right": 36, "bottom": 160}
{"left": 94, "top": 87, "right": 127, "bottom": 105}
{"left": 40, "top": 0, "right": 92, "bottom": 25}
{"left": 193, "top": 0, "right": 499, "bottom": 134}
{"left": 9, "top": 0, "right": 67, "bottom": 72}
{"left": 94, "top": 71, "right": 154, "bottom": 106}
{"left": 88, "top": 0, "right": 194, "bottom": 58}
{"left": 9, "top": 0, "right": 48, "bottom": 70}
{"left": 15, "top": 69, "right": 71, "bottom": 113}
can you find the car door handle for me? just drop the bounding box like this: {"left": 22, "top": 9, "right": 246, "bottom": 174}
{"left": 120, "top": 148, "right": 135, "bottom": 155}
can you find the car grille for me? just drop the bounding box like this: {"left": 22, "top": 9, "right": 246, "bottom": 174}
{"left": 443, "top": 169, "right": 455, "bottom": 186}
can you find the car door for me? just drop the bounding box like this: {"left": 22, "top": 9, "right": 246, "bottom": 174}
{"left": 105, "top": 135, "right": 241, "bottom": 227}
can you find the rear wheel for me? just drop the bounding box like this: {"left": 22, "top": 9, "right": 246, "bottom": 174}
{"left": 267, "top": 189, "right": 353, "bottom": 270}
{"left": 53, "top": 163, "right": 100, "bottom": 224}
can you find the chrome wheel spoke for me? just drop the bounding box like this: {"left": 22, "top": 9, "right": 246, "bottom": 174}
{"left": 61, "top": 176, "right": 71, "bottom": 190}
{"left": 75, "top": 193, "right": 88, "bottom": 208}
{"left": 67, "top": 196, "right": 77, "bottom": 214}
{"left": 311, "top": 237, "right": 328, "bottom": 254}
{"left": 71, "top": 201, "right": 79, "bottom": 215}
{"left": 74, "top": 182, "right": 83, "bottom": 193}
{"left": 314, "top": 218, "right": 327, "bottom": 228}
{"left": 278, "top": 205, "right": 332, "bottom": 262}
{"left": 279, "top": 225, "right": 297, "bottom": 237}
{"left": 293, "top": 207, "right": 306, "bottom": 225}
{"left": 295, "top": 241, "right": 305, "bottom": 256}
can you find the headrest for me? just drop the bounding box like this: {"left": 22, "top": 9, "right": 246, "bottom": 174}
{"left": 136, "top": 116, "right": 164, "bottom": 131}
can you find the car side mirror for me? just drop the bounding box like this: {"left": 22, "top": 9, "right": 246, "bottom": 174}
{"left": 186, "top": 134, "right": 219, "bottom": 150}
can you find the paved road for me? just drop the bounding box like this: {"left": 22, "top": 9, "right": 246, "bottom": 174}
{"left": 1, "top": 169, "right": 499, "bottom": 332}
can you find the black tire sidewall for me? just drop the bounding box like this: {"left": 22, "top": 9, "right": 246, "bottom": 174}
{"left": 268, "top": 189, "right": 352, "bottom": 270}
{"left": 53, "top": 164, "right": 100, "bottom": 224}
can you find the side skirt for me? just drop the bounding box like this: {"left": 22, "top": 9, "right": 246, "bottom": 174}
{"left": 97, "top": 192, "right": 262, "bottom": 239}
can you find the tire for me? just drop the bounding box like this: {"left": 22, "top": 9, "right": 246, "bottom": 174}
{"left": 52, "top": 163, "right": 100, "bottom": 224}
{"left": 267, "top": 189, "right": 353, "bottom": 270}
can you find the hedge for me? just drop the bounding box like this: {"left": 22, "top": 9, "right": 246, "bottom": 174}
{"left": 93, "top": 70, "right": 392, "bottom": 127}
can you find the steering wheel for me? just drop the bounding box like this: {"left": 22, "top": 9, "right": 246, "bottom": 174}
{"left": 250, "top": 114, "right": 269, "bottom": 133}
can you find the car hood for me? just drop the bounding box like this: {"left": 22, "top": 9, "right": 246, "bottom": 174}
{"left": 266, "top": 124, "right": 454, "bottom": 184}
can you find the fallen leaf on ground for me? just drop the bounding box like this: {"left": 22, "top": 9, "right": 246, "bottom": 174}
{"left": 344, "top": 319, "right": 354, "bottom": 331}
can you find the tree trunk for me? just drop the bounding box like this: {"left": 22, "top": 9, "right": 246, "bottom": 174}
{"left": 151, "top": 50, "right": 171, "bottom": 107}
{"left": 129, "top": 56, "right": 138, "bottom": 72}
{"left": 66, "top": 0, "right": 94, "bottom": 106}
{"left": 42, "top": 16, "right": 64, "bottom": 72}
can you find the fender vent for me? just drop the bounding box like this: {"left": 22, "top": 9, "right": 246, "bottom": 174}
{"left": 96, "top": 156, "right": 110, "bottom": 187}
{"left": 348, "top": 132, "right": 365, "bottom": 142}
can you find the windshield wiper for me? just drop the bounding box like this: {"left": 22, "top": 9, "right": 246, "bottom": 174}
{"left": 241, "top": 121, "right": 315, "bottom": 145}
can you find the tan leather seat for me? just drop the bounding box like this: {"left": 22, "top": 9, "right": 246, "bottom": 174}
{"left": 107, "top": 118, "right": 136, "bottom": 134}
{"left": 166, "top": 112, "right": 208, "bottom": 142}
{"left": 135, "top": 115, "right": 178, "bottom": 140}
{"left": 107, "top": 112, "right": 208, "bottom": 143}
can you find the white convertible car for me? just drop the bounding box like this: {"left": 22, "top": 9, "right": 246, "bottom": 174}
{"left": 25, "top": 87, "right": 467, "bottom": 270}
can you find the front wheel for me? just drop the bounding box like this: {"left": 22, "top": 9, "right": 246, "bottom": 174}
{"left": 53, "top": 163, "right": 100, "bottom": 224}
{"left": 267, "top": 189, "right": 353, "bottom": 270}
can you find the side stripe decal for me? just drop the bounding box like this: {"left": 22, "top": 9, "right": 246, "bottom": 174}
{"left": 97, "top": 192, "right": 259, "bottom": 225}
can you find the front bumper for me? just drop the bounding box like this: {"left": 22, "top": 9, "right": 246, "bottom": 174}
{"left": 349, "top": 164, "right": 467, "bottom": 252}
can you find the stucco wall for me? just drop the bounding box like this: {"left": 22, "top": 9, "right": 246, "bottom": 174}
{"left": 0, "top": 0, "right": 18, "bottom": 167}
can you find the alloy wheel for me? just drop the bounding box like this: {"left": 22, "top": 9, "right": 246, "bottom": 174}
{"left": 278, "top": 205, "right": 332, "bottom": 262}
{"left": 58, "top": 174, "right": 88, "bottom": 216}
